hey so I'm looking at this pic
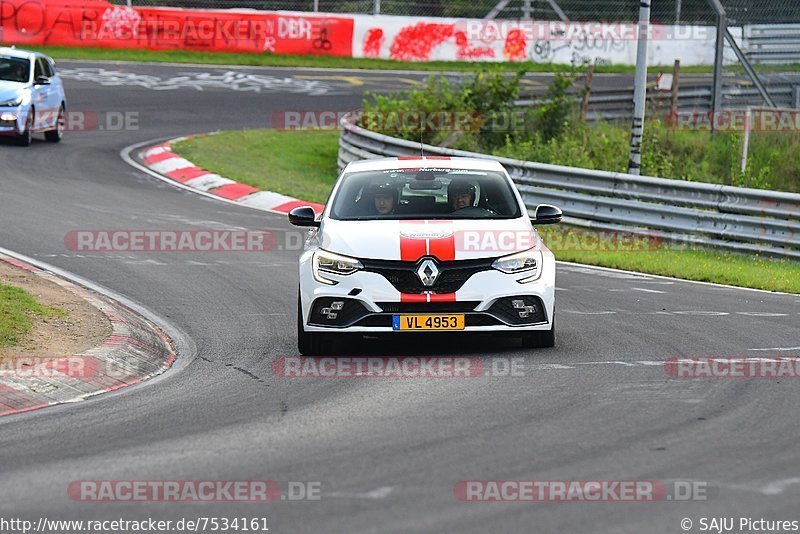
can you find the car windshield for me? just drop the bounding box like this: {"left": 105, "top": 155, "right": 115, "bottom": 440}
{"left": 330, "top": 167, "right": 522, "bottom": 220}
{"left": 0, "top": 56, "right": 30, "bottom": 83}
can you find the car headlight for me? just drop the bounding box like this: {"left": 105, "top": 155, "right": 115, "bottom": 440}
{"left": 313, "top": 249, "right": 363, "bottom": 285}
{"left": 0, "top": 93, "right": 28, "bottom": 107}
{"left": 492, "top": 247, "right": 542, "bottom": 282}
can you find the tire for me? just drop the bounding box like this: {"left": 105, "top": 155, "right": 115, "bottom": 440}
{"left": 521, "top": 317, "right": 555, "bottom": 349}
{"left": 297, "top": 291, "right": 326, "bottom": 355}
{"left": 15, "top": 108, "right": 33, "bottom": 147}
{"left": 44, "top": 104, "right": 65, "bottom": 143}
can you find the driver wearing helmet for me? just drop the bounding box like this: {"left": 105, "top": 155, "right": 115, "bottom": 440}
{"left": 448, "top": 180, "right": 476, "bottom": 211}
{"left": 367, "top": 182, "right": 398, "bottom": 215}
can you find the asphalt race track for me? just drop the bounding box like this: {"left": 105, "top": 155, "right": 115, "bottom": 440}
{"left": 1, "top": 61, "right": 799, "bottom": 533}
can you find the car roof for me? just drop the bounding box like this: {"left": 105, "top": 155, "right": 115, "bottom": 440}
{"left": 0, "top": 47, "right": 37, "bottom": 60}
{"left": 343, "top": 156, "right": 506, "bottom": 174}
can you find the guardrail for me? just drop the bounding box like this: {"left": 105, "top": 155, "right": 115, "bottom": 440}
{"left": 338, "top": 113, "right": 800, "bottom": 260}
{"left": 516, "top": 84, "right": 800, "bottom": 122}
{"left": 744, "top": 24, "right": 800, "bottom": 65}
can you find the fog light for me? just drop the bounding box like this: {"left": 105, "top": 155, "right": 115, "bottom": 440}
{"left": 320, "top": 303, "right": 341, "bottom": 320}
{"left": 0, "top": 113, "right": 16, "bottom": 121}
{"left": 512, "top": 299, "right": 536, "bottom": 318}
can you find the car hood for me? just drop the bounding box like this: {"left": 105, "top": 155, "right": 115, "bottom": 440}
{"left": 0, "top": 81, "right": 26, "bottom": 103}
{"left": 319, "top": 218, "right": 540, "bottom": 261}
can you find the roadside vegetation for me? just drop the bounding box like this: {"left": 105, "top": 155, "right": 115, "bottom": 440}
{"left": 0, "top": 284, "right": 65, "bottom": 348}
{"left": 173, "top": 128, "right": 800, "bottom": 293}
{"left": 362, "top": 68, "right": 800, "bottom": 192}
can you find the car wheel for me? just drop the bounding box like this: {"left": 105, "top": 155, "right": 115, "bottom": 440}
{"left": 45, "top": 104, "right": 65, "bottom": 143}
{"left": 15, "top": 108, "right": 33, "bottom": 147}
{"left": 297, "top": 292, "right": 326, "bottom": 355}
{"left": 521, "top": 317, "right": 555, "bottom": 349}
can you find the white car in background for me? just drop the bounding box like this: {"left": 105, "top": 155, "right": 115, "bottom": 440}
{"left": 0, "top": 47, "right": 66, "bottom": 146}
{"left": 290, "top": 156, "right": 562, "bottom": 355}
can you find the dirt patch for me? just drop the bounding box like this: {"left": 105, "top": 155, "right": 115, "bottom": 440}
{"left": 0, "top": 262, "right": 111, "bottom": 360}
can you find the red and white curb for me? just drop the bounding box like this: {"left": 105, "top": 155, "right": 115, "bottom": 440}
{"left": 0, "top": 254, "right": 176, "bottom": 417}
{"left": 138, "top": 138, "right": 325, "bottom": 214}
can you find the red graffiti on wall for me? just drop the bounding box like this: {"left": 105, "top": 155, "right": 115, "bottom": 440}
{"left": 454, "top": 30, "right": 494, "bottom": 60}
{"left": 362, "top": 27, "right": 383, "bottom": 57}
{"left": 503, "top": 28, "right": 527, "bottom": 61}
{"left": 388, "top": 22, "right": 495, "bottom": 61}
{"left": 389, "top": 22, "right": 453, "bottom": 61}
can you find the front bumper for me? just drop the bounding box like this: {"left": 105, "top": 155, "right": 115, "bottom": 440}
{"left": 299, "top": 250, "right": 555, "bottom": 334}
{"left": 0, "top": 107, "right": 25, "bottom": 135}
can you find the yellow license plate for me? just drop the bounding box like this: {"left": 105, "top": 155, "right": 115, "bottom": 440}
{"left": 393, "top": 314, "right": 465, "bottom": 331}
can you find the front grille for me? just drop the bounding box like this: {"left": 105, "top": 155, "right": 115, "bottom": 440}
{"left": 487, "top": 296, "right": 547, "bottom": 325}
{"left": 376, "top": 301, "right": 479, "bottom": 313}
{"left": 361, "top": 257, "right": 494, "bottom": 294}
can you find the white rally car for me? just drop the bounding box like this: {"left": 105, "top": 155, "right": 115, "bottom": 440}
{"left": 289, "top": 156, "right": 562, "bottom": 355}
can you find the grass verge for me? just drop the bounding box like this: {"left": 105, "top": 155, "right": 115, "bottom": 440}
{"left": 30, "top": 45, "right": 716, "bottom": 73}
{"left": 173, "top": 129, "right": 339, "bottom": 204}
{"left": 172, "top": 128, "right": 800, "bottom": 294}
{"left": 0, "top": 283, "right": 66, "bottom": 348}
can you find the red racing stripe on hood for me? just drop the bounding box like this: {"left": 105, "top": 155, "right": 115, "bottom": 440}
{"left": 427, "top": 221, "right": 455, "bottom": 262}
{"left": 399, "top": 221, "right": 429, "bottom": 262}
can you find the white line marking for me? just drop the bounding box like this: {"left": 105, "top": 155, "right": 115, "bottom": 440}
{"left": 562, "top": 310, "right": 617, "bottom": 315}
{"left": 673, "top": 311, "right": 730, "bottom": 316}
{"left": 761, "top": 478, "right": 800, "bottom": 495}
{"left": 573, "top": 361, "right": 636, "bottom": 367}
{"left": 557, "top": 260, "right": 798, "bottom": 296}
{"left": 327, "top": 486, "right": 394, "bottom": 499}
{"left": 631, "top": 287, "right": 666, "bottom": 294}
{"left": 735, "top": 312, "right": 788, "bottom": 317}
{"left": 748, "top": 346, "right": 800, "bottom": 352}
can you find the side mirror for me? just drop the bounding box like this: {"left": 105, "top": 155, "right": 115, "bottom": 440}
{"left": 530, "top": 204, "right": 562, "bottom": 225}
{"left": 34, "top": 75, "right": 50, "bottom": 85}
{"left": 288, "top": 206, "right": 320, "bottom": 227}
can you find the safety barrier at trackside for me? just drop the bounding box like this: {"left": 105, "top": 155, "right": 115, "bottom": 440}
{"left": 338, "top": 113, "right": 800, "bottom": 259}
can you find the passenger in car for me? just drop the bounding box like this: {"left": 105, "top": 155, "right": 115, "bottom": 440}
{"left": 368, "top": 182, "right": 398, "bottom": 215}
{"left": 448, "top": 180, "right": 477, "bottom": 211}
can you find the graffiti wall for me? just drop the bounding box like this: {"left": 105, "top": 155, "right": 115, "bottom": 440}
{"left": 0, "top": 0, "right": 354, "bottom": 55}
{"left": 352, "top": 15, "right": 720, "bottom": 66}
{"left": 0, "top": 0, "right": 723, "bottom": 65}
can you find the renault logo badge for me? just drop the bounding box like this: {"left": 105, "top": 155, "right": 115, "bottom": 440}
{"left": 416, "top": 259, "right": 439, "bottom": 287}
